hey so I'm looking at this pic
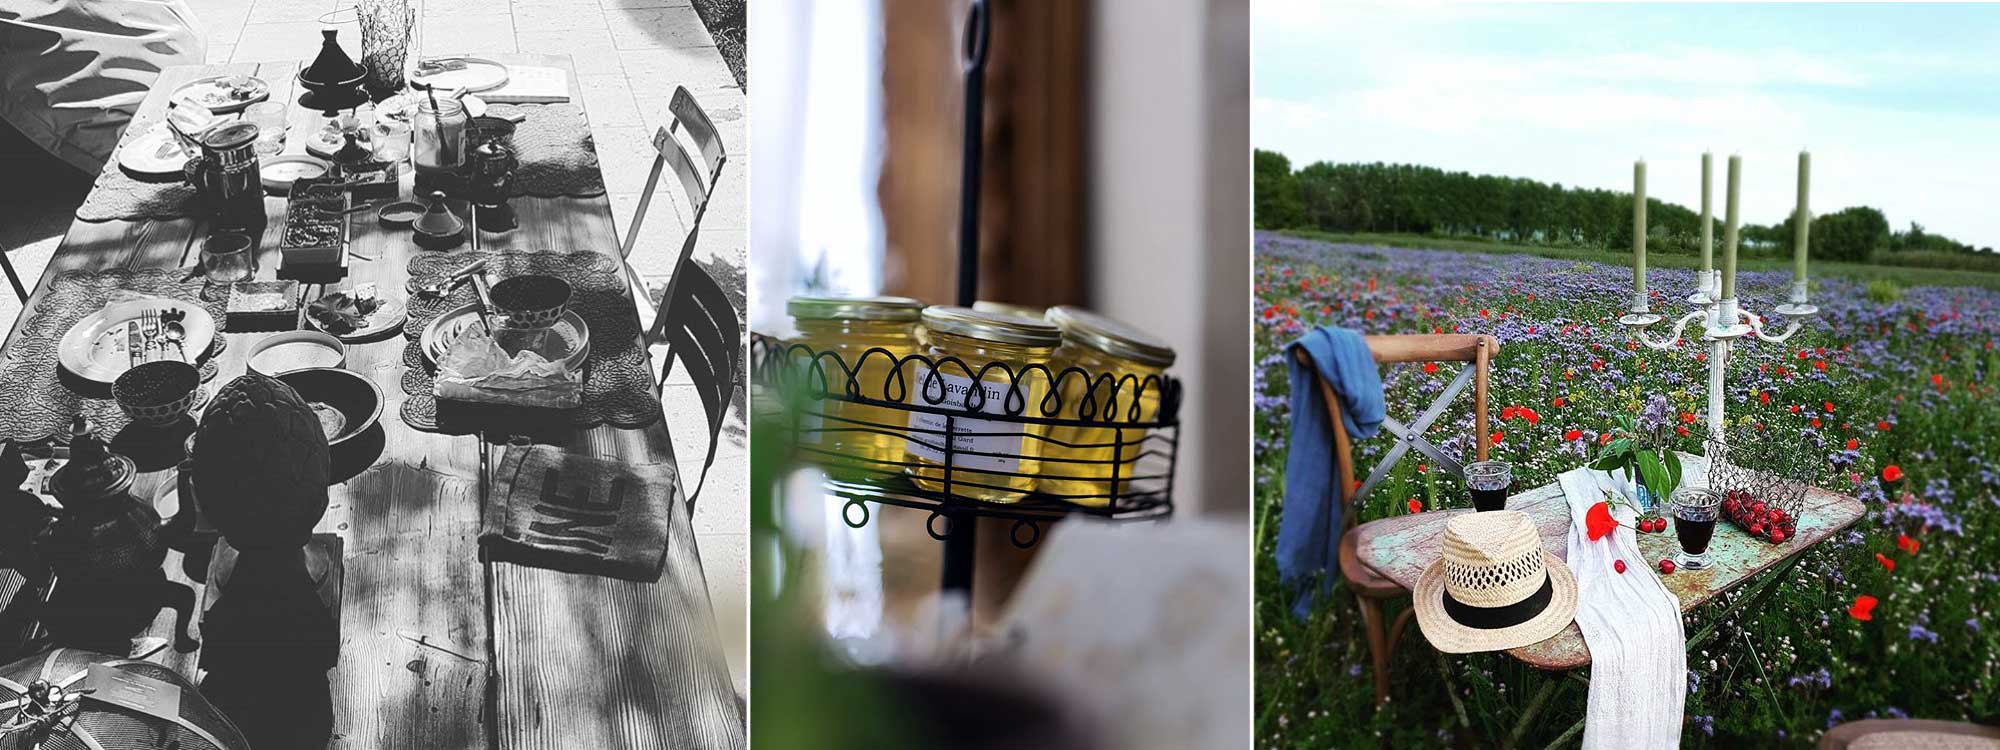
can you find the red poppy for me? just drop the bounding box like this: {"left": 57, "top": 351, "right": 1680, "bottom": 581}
{"left": 1520, "top": 408, "right": 1541, "bottom": 426}
{"left": 1760, "top": 391, "right": 1772, "bottom": 405}
{"left": 1877, "top": 421, "right": 1892, "bottom": 431}
{"left": 1897, "top": 533, "right": 1919, "bottom": 554}
{"left": 1417, "top": 463, "right": 1428, "bottom": 474}
{"left": 1789, "top": 404, "right": 1802, "bottom": 414}
{"left": 1676, "top": 426, "right": 1690, "bottom": 436}
{"left": 1848, "top": 595, "right": 1877, "bottom": 621}
{"left": 1263, "top": 307, "right": 1277, "bottom": 320}
{"left": 1490, "top": 430, "right": 1506, "bottom": 444}
{"left": 1407, "top": 498, "right": 1423, "bottom": 513}
{"left": 1811, "top": 418, "right": 1822, "bottom": 428}
{"left": 1814, "top": 360, "right": 1827, "bottom": 372}
{"left": 1423, "top": 362, "right": 1439, "bottom": 374}
{"left": 1321, "top": 305, "right": 1332, "bottom": 316}
{"left": 1585, "top": 501, "right": 1619, "bottom": 541}
{"left": 1847, "top": 438, "right": 1859, "bottom": 451}
{"left": 1680, "top": 412, "right": 1696, "bottom": 424}
{"left": 1564, "top": 429, "right": 1583, "bottom": 441}
{"left": 1553, "top": 397, "right": 1566, "bottom": 408}
{"left": 1599, "top": 433, "right": 1614, "bottom": 446}
{"left": 1875, "top": 553, "right": 1895, "bottom": 572}
{"left": 1501, "top": 406, "right": 1518, "bottom": 420}
{"left": 1824, "top": 402, "right": 1835, "bottom": 413}
{"left": 1882, "top": 465, "right": 1905, "bottom": 483}
{"left": 1932, "top": 374, "right": 1945, "bottom": 388}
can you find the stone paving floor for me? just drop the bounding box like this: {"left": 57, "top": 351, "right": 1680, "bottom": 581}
{"left": 0, "top": 0, "right": 748, "bottom": 694}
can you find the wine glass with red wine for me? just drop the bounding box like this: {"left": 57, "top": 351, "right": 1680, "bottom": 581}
{"left": 1671, "top": 487, "right": 1722, "bottom": 569}
{"left": 1466, "top": 460, "right": 1511, "bottom": 512}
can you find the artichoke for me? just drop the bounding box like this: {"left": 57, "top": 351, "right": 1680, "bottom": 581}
{"left": 192, "top": 375, "right": 329, "bottom": 551}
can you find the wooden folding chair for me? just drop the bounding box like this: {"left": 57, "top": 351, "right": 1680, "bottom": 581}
{"left": 620, "top": 86, "right": 736, "bottom": 514}
{"left": 1293, "top": 333, "right": 1498, "bottom": 708}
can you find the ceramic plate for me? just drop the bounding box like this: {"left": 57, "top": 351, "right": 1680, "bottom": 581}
{"left": 58, "top": 299, "right": 217, "bottom": 383}
{"left": 117, "top": 125, "right": 191, "bottom": 178}
{"left": 306, "top": 296, "right": 407, "bottom": 342}
{"left": 261, "top": 155, "right": 333, "bottom": 194}
{"left": 410, "top": 57, "right": 510, "bottom": 94}
{"left": 172, "top": 75, "right": 271, "bottom": 114}
{"left": 420, "top": 304, "right": 590, "bottom": 371}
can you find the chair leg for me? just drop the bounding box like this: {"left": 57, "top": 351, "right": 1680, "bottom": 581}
{"left": 1, "top": 252, "right": 25, "bottom": 303}
{"left": 1356, "top": 593, "right": 1392, "bottom": 708}
{"left": 1386, "top": 606, "right": 1416, "bottom": 665}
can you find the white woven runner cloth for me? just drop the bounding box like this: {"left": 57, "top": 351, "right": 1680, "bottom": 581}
{"left": 1558, "top": 468, "right": 1687, "bottom": 749}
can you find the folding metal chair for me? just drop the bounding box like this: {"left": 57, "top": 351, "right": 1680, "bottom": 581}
{"left": 1293, "top": 333, "right": 1497, "bottom": 708}
{"left": 620, "top": 86, "right": 736, "bottom": 513}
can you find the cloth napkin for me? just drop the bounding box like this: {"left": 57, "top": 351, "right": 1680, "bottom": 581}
{"left": 1558, "top": 468, "right": 1687, "bottom": 749}
{"left": 480, "top": 444, "right": 677, "bottom": 582}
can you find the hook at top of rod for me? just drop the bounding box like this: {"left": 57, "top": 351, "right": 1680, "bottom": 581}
{"left": 963, "top": 0, "right": 990, "bottom": 73}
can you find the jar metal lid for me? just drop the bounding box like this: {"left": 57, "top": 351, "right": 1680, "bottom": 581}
{"left": 971, "top": 300, "right": 1045, "bottom": 320}
{"left": 1045, "top": 305, "right": 1176, "bottom": 367}
{"left": 787, "top": 295, "right": 925, "bottom": 322}
{"left": 201, "top": 122, "right": 261, "bottom": 151}
{"left": 921, "top": 306, "right": 1060, "bottom": 348}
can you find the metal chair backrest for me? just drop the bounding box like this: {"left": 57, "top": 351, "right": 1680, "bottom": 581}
{"left": 1295, "top": 334, "right": 1497, "bottom": 527}
{"left": 619, "top": 86, "right": 727, "bottom": 261}
{"left": 656, "top": 259, "right": 739, "bottom": 511}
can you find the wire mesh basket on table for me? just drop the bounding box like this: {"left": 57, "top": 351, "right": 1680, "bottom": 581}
{"left": 0, "top": 649, "right": 250, "bottom": 750}
{"left": 751, "top": 334, "right": 1180, "bottom": 543}
{"left": 1708, "top": 428, "right": 1817, "bottom": 544}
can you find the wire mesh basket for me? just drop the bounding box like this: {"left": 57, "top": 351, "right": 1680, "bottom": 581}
{"left": 751, "top": 333, "right": 1180, "bottom": 534}
{"left": 1708, "top": 428, "right": 1814, "bottom": 544}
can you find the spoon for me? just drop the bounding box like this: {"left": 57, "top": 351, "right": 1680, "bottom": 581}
{"left": 163, "top": 320, "right": 188, "bottom": 361}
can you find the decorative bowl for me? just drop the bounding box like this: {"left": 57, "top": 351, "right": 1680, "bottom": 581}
{"left": 112, "top": 361, "right": 202, "bottom": 425}
{"left": 275, "top": 367, "right": 384, "bottom": 446}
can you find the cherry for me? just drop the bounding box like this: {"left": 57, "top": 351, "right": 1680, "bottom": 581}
{"left": 1770, "top": 529, "right": 1788, "bottom": 544}
{"left": 1750, "top": 523, "right": 1765, "bottom": 537}
{"left": 1614, "top": 559, "right": 1627, "bottom": 574}
{"left": 1659, "top": 559, "right": 1676, "bottom": 574}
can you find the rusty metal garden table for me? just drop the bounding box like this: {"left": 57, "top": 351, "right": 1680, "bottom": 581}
{"left": 0, "top": 56, "right": 744, "bottom": 749}
{"left": 1351, "top": 452, "right": 1866, "bottom": 747}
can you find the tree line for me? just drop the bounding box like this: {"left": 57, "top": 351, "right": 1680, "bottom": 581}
{"left": 1255, "top": 150, "right": 1993, "bottom": 265}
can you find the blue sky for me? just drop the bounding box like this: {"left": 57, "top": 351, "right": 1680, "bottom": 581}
{"left": 1254, "top": 2, "right": 2000, "bottom": 248}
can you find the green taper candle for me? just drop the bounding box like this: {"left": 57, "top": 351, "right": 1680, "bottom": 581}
{"left": 1633, "top": 160, "right": 1647, "bottom": 297}
{"left": 1794, "top": 150, "right": 1811, "bottom": 283}
{"left": 1723, "top": 154, "right": 1741, "bottom": 299}
{"left": 1700, "top": 152, "right": 1713, "bottom": 273}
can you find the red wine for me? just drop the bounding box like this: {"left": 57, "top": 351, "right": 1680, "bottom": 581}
{"left": 1470, "top": 486, "right": 1508, "bottom": 512}
{"left": 1675, "top": 517, "right": 1716, "bottom": 555}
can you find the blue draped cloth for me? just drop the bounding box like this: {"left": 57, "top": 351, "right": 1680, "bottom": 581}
{"left": 1277, "top": 326, "right": 1384, "bottom": 619}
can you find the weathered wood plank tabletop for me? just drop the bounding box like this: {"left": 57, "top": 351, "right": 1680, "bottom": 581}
{"left": 1352, "top": 453, "right": 1866, "bottom": 670}
{"left": 0, "top": 54, "right": 744, "bottom": 749}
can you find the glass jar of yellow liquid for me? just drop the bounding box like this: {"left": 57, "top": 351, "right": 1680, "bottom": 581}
{"left": 787, "top": 296, "right": 925, "bottom": 478}
{"left": 905, "top": 306, "right": 1060, "bottom": 503}
{"left": 1040, "top": 306, "right": 1175, "bottom": 505}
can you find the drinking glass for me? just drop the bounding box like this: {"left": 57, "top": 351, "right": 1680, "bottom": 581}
{"left": 1466, "top": 460, "right": 1512, "bottom": 512}
{"left": 1671, "top": 487, "right": 1722, "bottom": 569}
{"left": 245, "top": 102, "right": 288, "bottom": 155}
{"left": 201, "top": 232, "right": 256, "bottom": 283}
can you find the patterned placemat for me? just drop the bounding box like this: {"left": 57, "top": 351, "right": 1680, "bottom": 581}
{"left": 0, "top": 269, "right": 230, "bottom": 443}
{"left": 485, "top": 103, "right": 608, "bottom": 198}
{"left": 398, "top": 250, "right": 660, "bottom": 432}
{"left": 74, "top": 105, "right": 201, "bottom": 222}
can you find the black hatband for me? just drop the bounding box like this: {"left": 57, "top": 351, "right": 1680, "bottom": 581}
{"left": 1442, "top": 575, "right": 1554, "bottom": 630}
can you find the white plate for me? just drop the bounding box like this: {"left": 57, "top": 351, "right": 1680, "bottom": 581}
{"left": 58, "top": 299, "right": 217, "bottom": 384}
{"left": 410, "top": 57, "right": 510, "bottom": 94}
{"left": 171, "top": 75, "right": 271, "bottom": 114}
{"left": 117, "top": 125, "right": 191, "bottom": 178}
{"left": 306, "top": 297, "right": 407, "bottom": 341}
{"left": 420, "top": 304, "right": 589, "bottom": 372}
{"left": 261, "top": 155, "right": 333, "bottom": 194}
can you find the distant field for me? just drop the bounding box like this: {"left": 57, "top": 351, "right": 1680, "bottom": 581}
{"left": 1280, "top": 230, "right": 2000, "bottom": 291}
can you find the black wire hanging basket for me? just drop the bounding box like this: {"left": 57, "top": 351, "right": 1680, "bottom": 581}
{"left": 751, "top": 334, "right": 1181, "bottom": 547}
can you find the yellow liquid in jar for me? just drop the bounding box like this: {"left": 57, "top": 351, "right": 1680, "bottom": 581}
{"left": 905, "top": 330, "right": 1055, "bottom": 503}
{"left": 1038, "top": 345, "right": 1163, "bottom": 506}
{"left": 791, "top": 319, "right": 919, "bottom": 479}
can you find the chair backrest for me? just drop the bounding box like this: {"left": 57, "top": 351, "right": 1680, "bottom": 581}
{"left": 619, "top": 86, "right": 728, "bottom": 261}
{"left": 1295, "top": 333, "right": 1497, "bottom": 528}
{"left": 656, "top": 259, "right": 740, "bottom": 510}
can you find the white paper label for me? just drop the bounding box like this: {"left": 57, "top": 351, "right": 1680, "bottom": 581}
{"left": 905, "top": 367, "right": 1023, "bottom": 474}
{"left": 83, "top": 663, "right": 182, "bottom": 721}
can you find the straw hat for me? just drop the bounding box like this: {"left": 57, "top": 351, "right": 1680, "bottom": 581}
{"left": 1414, "top": 510, "right": 1578, "bottom": 653}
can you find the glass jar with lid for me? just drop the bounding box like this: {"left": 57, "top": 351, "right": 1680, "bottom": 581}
{"left": 787, "top": 295, "right": 925, "bottom": 478}
{"left": 1040, "top": 306, "right": 1175, "bottom": 505}
{"left": 906, "top": 306, "right": 1061, "bottom": 503}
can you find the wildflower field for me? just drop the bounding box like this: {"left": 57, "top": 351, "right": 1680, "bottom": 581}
{"left": 1252, "top": 231, "right": 2000, "bottom": 747}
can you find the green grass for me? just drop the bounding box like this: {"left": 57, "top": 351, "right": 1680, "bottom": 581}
{"left": 1280, "top": 230, "right": 2000, "bottom": 291}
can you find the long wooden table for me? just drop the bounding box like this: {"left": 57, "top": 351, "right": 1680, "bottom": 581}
{"left": 0, "top": 55, "right": 743, "bottom": 749}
